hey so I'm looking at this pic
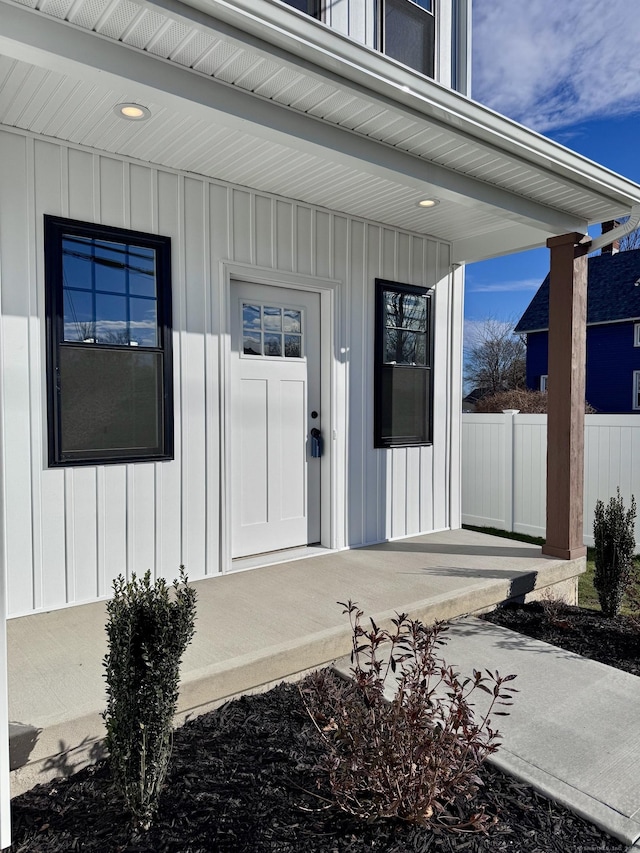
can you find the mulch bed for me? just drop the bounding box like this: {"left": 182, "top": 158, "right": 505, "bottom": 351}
{"left": 11, "top": 603, "right": 635, "bottom": 852}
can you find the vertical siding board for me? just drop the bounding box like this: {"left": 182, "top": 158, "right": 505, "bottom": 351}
{"left": 380, "top": 229, "right": 396, "bottom": 539}
{"left": 364, "top": 224, "right": 380, "bottom": 544}
{"left": 276, "top": 200, "right": 294, "bottom": 272}
{"left": 432, "top": 243, "right": 450, "bottom": 531}
{"left": 128, "top": 464, "right": 156, "bottom": 577}
{"left": 99, "top": 157, "right": 125, "bottom": 226}
{"left": 69, "top": 468, "right": 99, "bottom": 602}
{"left": 67, "top": 148, "right": 96, "bottom": 222}
{"left": 254, "top": 195, "right": 273, "bottom": 269}
{"left": 181, "top": 177, "right": 207, "bottom": 577}
{"left": 129, "top": 164, "right": 153, "bottom": 233}
{"left": 397, "top": 232, "right": 411, "bottom": 283}
{"left": 156, "top": 170, "right": 182, "bottom": 578}
{"left": 347, "top": 219, "right": 366, "bottom": 546}
{"left": 34, "top": 139, "right": 67, "bottom": 610}
{"left": 1, "top": 132, "right": 34, "bottom": 614}
{"left": 315, "top": 212, "right": 331, "bottom": 279}
{"left": 296, "top": 205, "right": 313, "bottom": 276}
{"left": 232, "top": 189, "right": 251, "bottom": 264}
{"left": 99, "top": 467, "right": 127, "bottom": 594}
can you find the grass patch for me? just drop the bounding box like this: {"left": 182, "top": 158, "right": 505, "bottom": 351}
{"left": 462, "top": 525, "right": 637, "bottom": 615}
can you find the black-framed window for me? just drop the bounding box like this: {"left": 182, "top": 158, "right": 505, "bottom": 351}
{"left": 382, "top": 0, "right": 435, "bottom": 78}
{"left": 45, "top": 216, "right": 173, "bottom": 466}
{"left": 374, "top": 279, "right": 433, "bottom": 447}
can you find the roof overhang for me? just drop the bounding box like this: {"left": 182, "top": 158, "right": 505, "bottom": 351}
{"left": 2, "top": 0, "right": 640, "bottom": 263}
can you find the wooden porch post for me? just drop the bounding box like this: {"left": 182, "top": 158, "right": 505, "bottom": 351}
{"left": 541, "top": 233, "right": 589, "bottom": 560}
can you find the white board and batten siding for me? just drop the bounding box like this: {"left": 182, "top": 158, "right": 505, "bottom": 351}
{"left": 0, "top": 127, "right": 461, "bottom": 618}
{"left": 462, "top": 412, "right": 640, "bottom": 550}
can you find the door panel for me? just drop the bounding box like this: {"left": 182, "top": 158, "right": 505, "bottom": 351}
{"left": 231, "top": 282, "right": 321, "bottom": 558}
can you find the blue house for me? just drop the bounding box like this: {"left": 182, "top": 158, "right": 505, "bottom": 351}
{"left": 516, "top": 245, "right": 640, "bottom": 413}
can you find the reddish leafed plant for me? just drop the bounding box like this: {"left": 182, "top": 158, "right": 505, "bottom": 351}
{"left": 301, "top": 601, "right": 517, "bottom": 831}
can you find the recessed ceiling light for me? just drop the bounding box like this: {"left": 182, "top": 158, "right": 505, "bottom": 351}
{"left": 115, "top": 103, "right": 151, "bottom": 121}
{"left": 417, "top": 198, "right": 439, "bottom": 209}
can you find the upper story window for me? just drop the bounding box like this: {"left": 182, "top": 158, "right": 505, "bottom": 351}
{"left": 383, "top": 0, "right": 435, "bottom": 78}
{"left": 280, "top": 0, "right": 436, "bottom": 80}
{"left": 45, "top": 216, "right": 173, "bottom": 466}
{"left": 634, "top": 323, "right": 640, "bottom": 347}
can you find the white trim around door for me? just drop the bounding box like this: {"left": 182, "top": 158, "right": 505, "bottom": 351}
{"left": 219, "top": 262, "right": 344, "bottom": 573}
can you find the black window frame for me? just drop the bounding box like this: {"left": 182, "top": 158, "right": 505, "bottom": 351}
{"left": 44, "top": 215, "right": 174, "bottom": 467}
{"left": 374, "top": 278, "right": 434, "bottom": 448}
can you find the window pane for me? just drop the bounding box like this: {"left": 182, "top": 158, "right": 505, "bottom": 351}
{"left": 93, "top": 242, "right": 127, "bottom": 294}
{"left": 264, "top": 333, "right": 282, "bottom": 356}
{"left": 243, "top": 304, "right": 261, "bottom": 331}
{"left": 384, "top": 0, "right": 435, "bottom": 77}
{"left": 129, "top": 298, "right": 158, "bottom": 347}
{"left": 284, "top": 334, "right": 302, "bottom": 358}
{"left": 64, "top": 290, "right": 94, "bottom": 342}
{"left": 263, "top": 306, "right": 282, "bottom": 331}
{"left": 380, "top": 366, "right": 430, "bottom": 442}
{"left": 283, "top": 309, "right": 301, "bottom": 333}
{"left": 62, "top": 237, "right": 93, "bottom": 289}
{"left": 95, "top": 293, "right": 129, "bottom": 344}
{"left": 385, "top": 330, "right": 427, "bottom": 365}
{"left": 244, "top": 333, "right": 262, "bottom": 355}
{"left": 59, "top": 347, "right": 163, "bottom": 456}
{"left": 129, "top": 246, "right": 156, "bottom": 297}
{"left": 384, "top": 290, "right": 427, "bottom": 331}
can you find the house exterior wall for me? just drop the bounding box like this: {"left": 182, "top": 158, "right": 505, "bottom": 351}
{"left": 526, "top": 323, "right": 640, "bottom": 413}
{"left": 0, "top": 125, "right": 462, "bottom": 618}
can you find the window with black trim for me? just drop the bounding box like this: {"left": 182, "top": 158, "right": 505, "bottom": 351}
{"left": 374, "top": 279, "right": 433, "bottom": 447}
{"left": 45, "top": 216, "right": 173, "bottom": 466}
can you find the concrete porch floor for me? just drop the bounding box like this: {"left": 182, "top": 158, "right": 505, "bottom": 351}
{"left": 8, "top": 528, "right": 584, "bottom": 797}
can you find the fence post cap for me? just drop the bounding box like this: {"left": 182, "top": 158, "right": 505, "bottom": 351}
{"left": 502, "top": 409, "right": 520, "bottom": 415}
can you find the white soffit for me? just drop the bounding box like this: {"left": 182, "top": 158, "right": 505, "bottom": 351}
{"left": 1, "top": 0, "right": 640, "bottom": 262}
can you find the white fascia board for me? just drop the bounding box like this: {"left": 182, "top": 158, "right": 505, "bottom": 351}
{"left": 0, "top": 1, "right": 589, "bottom": 237}
{"left": 167, "top": 0, "right": 640, "bottom": 214}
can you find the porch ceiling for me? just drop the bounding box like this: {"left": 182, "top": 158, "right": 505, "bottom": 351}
{"left": 2, "top": 0, "right": 640, "bottom": 262}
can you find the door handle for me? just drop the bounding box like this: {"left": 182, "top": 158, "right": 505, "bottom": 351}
{"left": 310, "top": 427, "right": 323, "bottom": 458}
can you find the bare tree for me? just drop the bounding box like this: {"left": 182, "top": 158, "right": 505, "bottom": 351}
{"left": 618, "top": 227, "right": 640, "bottom": 252}
{"left": 464, "top": 317, "right": 526, "bottom": 396}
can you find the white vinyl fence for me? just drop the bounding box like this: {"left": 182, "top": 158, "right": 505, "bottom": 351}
{"left": 461, "top": 413, "right": 640, "bottom": 549}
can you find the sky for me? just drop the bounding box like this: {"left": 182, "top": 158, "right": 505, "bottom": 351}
{"left": 466, "top": 0, "right": 640, "bottom": 336}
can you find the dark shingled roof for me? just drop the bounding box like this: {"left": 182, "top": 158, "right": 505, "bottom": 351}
{"left": 515, "top": 248, "right": 640, "bottom": 333}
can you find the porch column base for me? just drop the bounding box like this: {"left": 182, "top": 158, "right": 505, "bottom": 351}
{"left": 541, "top": 544, "right": 587, "bottom": 560}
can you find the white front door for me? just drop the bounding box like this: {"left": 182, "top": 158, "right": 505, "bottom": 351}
{"left": 230, "top": 281, "right": 322, "bottom": 558}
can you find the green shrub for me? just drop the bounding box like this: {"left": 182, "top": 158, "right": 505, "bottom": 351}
{"left": 593, "top": 489, "right": 637, "bottom": 618}
{"left": 103, "top": 567, "right": 197, "bottom": 827}
{"left": 301, "top": 601, "right": 517, "bottom": 831}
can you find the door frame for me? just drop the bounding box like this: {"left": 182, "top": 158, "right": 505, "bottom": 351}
{"left": 219, "top": 261, "right": 343, "bottom": 573}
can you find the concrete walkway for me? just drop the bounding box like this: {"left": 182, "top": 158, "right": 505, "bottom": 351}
{"left": 337, "top": 616, "right": 640, "bottom": 850}
{"left": 8, "top": 528, "right": 584, "bottom": 796}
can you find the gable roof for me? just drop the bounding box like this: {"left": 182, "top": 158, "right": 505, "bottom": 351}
{"left": 515, "top": 248, "right": 640, "bottom": 333}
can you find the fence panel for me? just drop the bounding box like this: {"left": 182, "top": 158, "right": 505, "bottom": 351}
{"left": 462, "top": 413, "right": 640, "bottom": 549}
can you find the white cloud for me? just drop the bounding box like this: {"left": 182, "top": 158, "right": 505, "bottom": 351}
{"left": 473, "top": 0, "right": 640, "bottom": 131}
{"left": 469, "top": 278, "right": 541, "bottom": 294}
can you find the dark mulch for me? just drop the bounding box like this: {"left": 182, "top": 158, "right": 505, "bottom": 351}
{"left": 483, "top": 601, "right": 640, "bottom": 677}
{"left": 11, "top": 604, "right": 634, "bottom": 852}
